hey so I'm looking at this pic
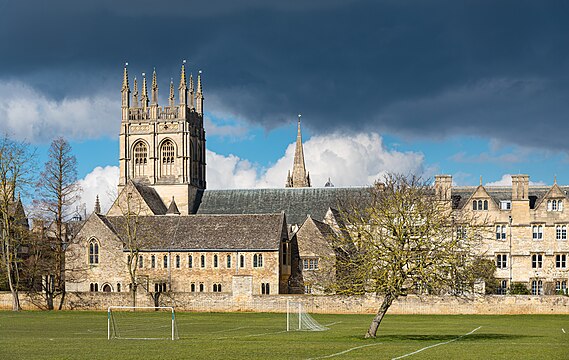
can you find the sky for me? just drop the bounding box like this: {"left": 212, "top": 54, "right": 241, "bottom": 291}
{"left": 1, "top": 1, "right": 569, "bottom": 212}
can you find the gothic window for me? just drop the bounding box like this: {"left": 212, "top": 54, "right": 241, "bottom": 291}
{"left": 176, "top": 255, "right": 180, "bottom": 268}
{"left": 226, "top": 255, "right": 232, "bottom": 268}
{"left": 253, "top": 254, "right": 263, "bottom": 268}
{"left": 261, "top": 283, "right": 270, "bottom": 295}
{"left": 160, "top": 140, "right": 175, "bottom": 177}
{"left": 133, "top": 141, "right": 148, "bottom": 177}
{"left": 239, "top": 254, "right": 245, "bottom": 268}
{"left": 191, "top": 283, "right": 195, "bottom": 292}
{"left": 151, "top": 255, "right": 156, "bottom": 268}
{"left": 117, "top": 283, "right": 121, "bottom": 292}
{"left": 213, "top": 255, "right": 218, "bottom": 268}
{"left": 199, "top": 283, "right": 204, "bottom": 292}
{"left": 88, "top": 239, "right": 99, "bottom": 265}
{"left": 188, "top": 255, "right": 193, "bottom": 268}
{"left": 201, "top": 255, "right": 206, "bottom": 268}
{"left": 163, "top": 255, "right": 168, "bottom": 268}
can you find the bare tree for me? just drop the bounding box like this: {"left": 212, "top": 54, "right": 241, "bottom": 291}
{"left": 0, "top": 136, "right": 34, "bottom": 311}
{"left": 331, "top": 174, "right": 486, "bottom": 338}
{"left": 33, "top": 137, "right": 81, "bottom": 310}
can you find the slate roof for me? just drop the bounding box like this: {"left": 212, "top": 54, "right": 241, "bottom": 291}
{"left": 132, "top": 182, "right": 168, "bottom": 215}
{"left": 450, "top": 186, "right": 565, "bottom": 210}
{"left": 100, "top": 213, "right": 285, "bottom": 251}
{"left": 196, "top": 187, "right": 368, "bottom": 225}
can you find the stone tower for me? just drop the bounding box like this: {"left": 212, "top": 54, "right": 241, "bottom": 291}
{"left": 286, "top": 115, "right": 311, "bottom": 188}
{"left": 118, "top": 62, "right": 206, "bottom": 214}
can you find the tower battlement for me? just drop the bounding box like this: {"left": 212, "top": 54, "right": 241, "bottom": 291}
{"left": 118, "top": 62, "right": 206, "bottom": 213}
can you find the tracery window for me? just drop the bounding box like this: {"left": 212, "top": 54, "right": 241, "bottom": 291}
{"left": 88, "top": 239, "right": 99, "bottom": 265}
{"left": 133, "top": 141, "right": 148, "bottom": 177}
{"left": 160, "top": 140, "right": 175, "bottom": 176}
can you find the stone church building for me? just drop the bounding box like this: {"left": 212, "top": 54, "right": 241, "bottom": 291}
{"left": 66, "top": 63, "right": 569, "bottom": 297}
{"left": 65, "top": 64, "right": 352, "bottom": 296}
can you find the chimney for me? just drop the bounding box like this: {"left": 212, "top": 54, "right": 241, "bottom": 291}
{"left": 435, "top": 175, "right": 452, "bottom": 201}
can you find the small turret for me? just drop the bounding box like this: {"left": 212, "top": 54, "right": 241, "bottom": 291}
{"left": 196, "top": 70, "right": 204, "bottom": 115}
{"left": 189, "top": 73, "right": 195, "bottom": 110}
{"left": 169, "top": 79, "right": 175, "bottom": 107}
{"left": 151, "top": 68, "right": 158, "bottom": 105}
{"left": 121, "top": 63, "right": 130, "bottom": 121}
{"left": 94, "top": 195, "right": 101, "bottom": 215}
{"left": 166, "top": 196, "right": 181, "bottom": 215}
{"left": 141, "top": 72, "right": 149, "bottom": 110}
{"left": 132, "top": 77, "right": 139, "bottom": 108}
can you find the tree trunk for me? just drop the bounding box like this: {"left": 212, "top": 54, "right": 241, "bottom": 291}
{"left": 365, "top": 293, "right": 394, "bottom": 338}
{"left": 131, "top": 283, "right": 137, "bottom": 308}
{"left": 57, "top": 290, "right": 66, "bottom": 310}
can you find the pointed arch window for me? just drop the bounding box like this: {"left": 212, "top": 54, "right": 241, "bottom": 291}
{"left": 88, "top": 239, "right": 99, "bottom": 265}
{"left": 133, "top": 141, "right": 148, "bottom": 177}
{"left": 160, "top": 140, "right": 175, "bottom": 176}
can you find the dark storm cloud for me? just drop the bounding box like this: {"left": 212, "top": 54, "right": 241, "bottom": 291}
{"left": 1, "top": 0, "right": 569, "bottom": 149}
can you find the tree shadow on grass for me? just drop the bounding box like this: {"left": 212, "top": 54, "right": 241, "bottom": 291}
{"left": 372, "top": 333, "right": 533, "bottom": 342}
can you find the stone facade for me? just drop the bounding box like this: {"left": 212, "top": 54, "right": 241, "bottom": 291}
{"left": 436, "top": 174, "right": 569, "bottom": 295}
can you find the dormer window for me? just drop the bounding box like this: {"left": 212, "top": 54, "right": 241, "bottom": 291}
{"left": 500, "top": 201, "right": 511, "bottom": 210}
{"left": 548, "top": 199, "right": 564, "bottom": 212}
{"left": 473, "top": 199, "right": 488, "bottom": 211}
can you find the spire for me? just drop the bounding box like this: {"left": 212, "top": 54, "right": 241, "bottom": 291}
{"left": 196, "top": 70, "right": 204, "bottom": 115}
{"left": 151, "top": 68, "right": 158, "bottom": 105}
{"left": 94, "top": 195, "right": 101, "bottom": 215}
{"left": 121, "top": 62, "right": 130, "bottom": 108}
{"left": 166, "top": 196, "right": 180, "bottom": 215}
{"left": 141, "top": 72, "right": 149, "bottom": 109}
{"left": 178, "top": 60, "right": 188, "bottom": 106}
{"left": 286, "top": 114, "right": 311, "bottom": 188}
{"left": 189, "top": 73, "right": 195, "bottom": 109}
{"left": 132, "top": 77, "right": 139, "bottom": 107}
{"left": 169, "top": 78, "right": 175, "bottom": 107}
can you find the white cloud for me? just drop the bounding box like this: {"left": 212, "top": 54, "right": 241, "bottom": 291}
{"left": 0, "top": 81, "right": 118, "bottom": 143}
{"left": 78, "top": 166, "right": 119, "bottom": 215}
{"left": 206, "top": 132, "right": 425, "bottom": 189}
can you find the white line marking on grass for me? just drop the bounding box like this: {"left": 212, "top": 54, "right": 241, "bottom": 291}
{"left": 210, "top": 326, "right": 248, "bottom": 334}
{"left": 306, "top": 343, "right": 382, "bottom": 360}
{"left": 391, "top": 326, "right": 482, "bottom": 360}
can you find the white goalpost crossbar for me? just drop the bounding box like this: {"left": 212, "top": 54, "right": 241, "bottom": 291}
{"left": 107, "top": 306, "right": 177, "bottom": 340}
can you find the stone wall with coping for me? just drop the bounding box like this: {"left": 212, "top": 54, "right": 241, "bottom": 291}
{"left": 1, "top": 291, "right": 568, "bottom": 314}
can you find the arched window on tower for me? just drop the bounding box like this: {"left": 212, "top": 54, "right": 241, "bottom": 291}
{"left": 133, "top": 141, "right": 148, "bottom": 177}
{"left": 160, "top": 140, "right": 175, "bottom": 177}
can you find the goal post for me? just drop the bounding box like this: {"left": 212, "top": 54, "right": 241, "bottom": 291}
{"left": 107, "top": 306, "right": 178, "bottom": 340}
{"left": 286, "top": 300, "right": 328, "bottom": 332}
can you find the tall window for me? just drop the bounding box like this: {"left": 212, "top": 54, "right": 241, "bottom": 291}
{"left": 496, "top": 254, "right": 508, "bottom": 269}
{"left": 556, "top": 280, "right": 568, "bottom": 295}
{"left": 261, "top": 283, "right": 270, "bottom": 295}
{"left": 495, "top": 225, "right": 507, "bottom": 240}
{"left": 532, "top": 225, "right": 543, "bottom": 240}
{"left": 151, "top": 255, "right": 156, "bottom": 268}
{"left": 253, "top": 254, "right": 263, "bottom": 268}
{"left": 531, "top": 280, "right": 543, "bottom": 295}
{"left": 473, "top": 200, "right": 488, "bottom": 211}
{"left": 532, "top": 254, "right": 543, "bottom": 269}
{"left": 88, "top": 240, "right": 99, "bottom": 265}
{"left": 556, "top": 254, "right": 567, "bottom": 269}
{"left": 160, "top": 140, "right": 175, "bottom": 176}
{"left": 138, "top": 255, "right": 143, "bottom": 268}
{"left": 226, "top": 255, "right": 232, "bottom": 268}
{"left": 176, "top": 255, "right": 180, "bottom": 268}
{"left": 188, "top": 255, "right": 193, "bottom": 268}
{"left": 133, "top": 141, "right": 148, "bottom": 177}
{"left": 240, "top": 254, "right": 245, "bottom": 268}
{"left": 556, "top": 225, "right": 567, "bottom": 240}
{"left": 163, "top": 255, "right": 168, "bottom": 268}
{"left": 201, "top": 255, "right": 206, "bottom": 268}
{"left": 213, "top": 254, "right": 218, "bottom": 268}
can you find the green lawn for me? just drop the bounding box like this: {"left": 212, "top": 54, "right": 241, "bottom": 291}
{"left": 0, "top": 311, "right": 567, "bottom": 359}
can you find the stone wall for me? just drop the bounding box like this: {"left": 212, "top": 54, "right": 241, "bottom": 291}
{"left": 1, "top": 291, "right": 568, "bottom": 314}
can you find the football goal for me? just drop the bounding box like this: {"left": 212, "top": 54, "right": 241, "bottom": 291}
{"left": 286, "top": 300, "right": 328, "bottom": 331}
{"left": 107, "top": 306, "right": 179, "bottom": 340}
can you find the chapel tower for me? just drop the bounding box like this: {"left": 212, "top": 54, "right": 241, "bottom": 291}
{"left": 118, "top": 62, "right": 206, "bottom": 214}
{"left": 286, "top": 115, "right": 311, "bottom": 188}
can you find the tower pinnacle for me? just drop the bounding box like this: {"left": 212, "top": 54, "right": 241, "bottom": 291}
{"left": 196, "top": 70, "right": 204, "bottom": 115}
{"left": 286, "top": 114, "right": 311, "bottom": 188}
{"left": 151, "top": 68, "right": 158, "bottom": 105}
{"left": 94, "top": 195, "right": 101, "bottom": 215}
{"left": 141, "top": 72, "right": 149, "bottom": 109}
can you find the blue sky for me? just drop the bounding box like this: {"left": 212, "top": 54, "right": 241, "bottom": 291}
{"left": 2, "top": 1, "right": 569, "bottom": 209}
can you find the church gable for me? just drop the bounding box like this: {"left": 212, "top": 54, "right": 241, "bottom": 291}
{"left": 463, "top": 185, "right": 496, "bottom": 211}
{"left": 107, "top": 181, "right": 167, "bottom": 216}
{"left": 534, "top": 183, "right": 567, "bottom": 211}
{"left": 295, "top": 216, "right": 335, "bottom": 258}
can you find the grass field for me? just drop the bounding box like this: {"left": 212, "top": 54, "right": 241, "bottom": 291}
{"left": 0, "top": 311, "right": 568, "bottom": 359}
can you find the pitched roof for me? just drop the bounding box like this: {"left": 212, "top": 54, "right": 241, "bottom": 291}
{"left": 131, "top": 182, "right": 168, "bottom": 215}
{"left": 101, "top": 213, "right": 285, "bottom": 251}
{"left": 166, "top": 197, "right": 181, "bottom": 215}
{"left": 196, "top": 187, "right": 368, "bottom": 224}
{"left": 450, "top": 185, "right": 562, "bottom": 210}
